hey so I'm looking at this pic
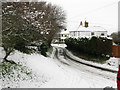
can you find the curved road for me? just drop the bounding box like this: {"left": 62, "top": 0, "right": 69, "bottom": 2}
{"left": 53, "top": 46, "right": 117, "bottom": 82}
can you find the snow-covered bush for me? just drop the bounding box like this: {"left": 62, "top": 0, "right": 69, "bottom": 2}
{"left": 1, "top": 60, "right": 32, "bottom": 81}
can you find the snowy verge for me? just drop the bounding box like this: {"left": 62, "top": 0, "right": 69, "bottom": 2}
{"left": 1, "top": 47, "right": 74, "bottom": 88}
{"left": 65, "top": 48, "right": 118, "bottom": 72}
{"left": 0, "top": 49, "right": 58, "bottom": 88}
{"left": 51, "top": 44, "right": 119, "bottom": 72}
{"left": 51, "top": 44, "right": 67, "bottom": 48}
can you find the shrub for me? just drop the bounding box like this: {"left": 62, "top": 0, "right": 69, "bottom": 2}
{"left": 65, "top": 37, "right": 112, "bottom": 60}
{"left": 37, "top": 43, "right": 49, "bottom": 57}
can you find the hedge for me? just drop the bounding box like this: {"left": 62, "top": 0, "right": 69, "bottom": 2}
{"left": 65, "top": 37, "right": 112, "bottom": 58}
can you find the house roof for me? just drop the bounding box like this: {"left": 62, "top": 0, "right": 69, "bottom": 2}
{"left": 69, "top": 26, "right": 107, "bottom": 32}
{"left": 60, "top": 30, "right": 69, "bottom": 34}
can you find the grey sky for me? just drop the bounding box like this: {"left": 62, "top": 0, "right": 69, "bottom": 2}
{"left": 43, "top": 0, "right": 119, "bottom": 35}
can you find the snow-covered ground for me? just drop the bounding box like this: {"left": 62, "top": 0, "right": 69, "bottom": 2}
{"left": 0, "top": 45, "right": 118, "bottom": 88}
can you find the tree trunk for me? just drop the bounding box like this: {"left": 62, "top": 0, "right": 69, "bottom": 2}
{"left": 3, "top": 51, "right": 16, "bottom": 64}
{"left": 4, "top": 51, "right": 12, "bottom": 61}
{"left": 48, "top": 39, "right": 52, "bottom": 47}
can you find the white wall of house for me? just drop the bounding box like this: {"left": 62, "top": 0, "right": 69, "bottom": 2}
{"left": 94, "top": 31, "right": 107, "bottom": 37}
{"left": 69, "top": 31, "right": 107, "bottom": 38}
{"left": 59, "top": 30, "right": 69, "bottom": 42}
{"left": 61, "top": 36, "right": 68, "bottom": 40}
{"left": 69, "top": 26, "right": 108, "bottom": 39}
{"left": 80, "top": 31, "right": 91, "bottom": 38}
{"left": 69, "top": 31, "right": 92, "bottom": 38}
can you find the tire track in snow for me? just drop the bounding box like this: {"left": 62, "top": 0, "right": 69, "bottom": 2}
{"left": 52, "top": 47, "right": 116, "bottom": 87}
{"left": 55, "top": 47, "right": 116, "bottom": 81}
{"left": 53, "top": 47, "right": 87, "bottom": 87}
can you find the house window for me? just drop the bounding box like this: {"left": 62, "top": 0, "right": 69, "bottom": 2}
{"left": 74, "top": 32, "right": 75, "bottom": 36}
{"left": 59, "top": 34, "right": 61, "bottom": 37}
{"left": 75, "top": 32, "right": 77, "bottom": 36}
{"left": 72, "top": 32, "right": 74, "bottom": 36}
{"left": 78, "top": 32, "right": 80, "bottom": 36}
{"left": 60, "top": 39, "right": 63, "bottom": 42}
{"left": 61, "top": 39, "right": 64, "bottom": 42}
{"left": 91, "top": 32, "right": 94, "bottom": 35}
{"left": 101, "top": 33, "right": 104, "bottom": 36}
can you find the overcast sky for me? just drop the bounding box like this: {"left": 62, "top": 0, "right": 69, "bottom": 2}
{"left": 42, "top": 0, "right": 119, "bottom": 35}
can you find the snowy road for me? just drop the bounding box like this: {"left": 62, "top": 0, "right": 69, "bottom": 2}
{"left": 49, "top": 46, "right": 117, "bottom": 88}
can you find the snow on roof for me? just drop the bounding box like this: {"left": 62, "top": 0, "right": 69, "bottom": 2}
{"left": 100, "top": 36, "right": 113, "bottom": 40}
{"left": 113, "top": 42, "right": 117, "bottom": 45}
{"left": 70, "top": 26, "right": 107, "bottom": 32}
{"left": 105, "top": 36, "right": 113, "bottom": 40}
{"left": 60, "top": 30, "right": 69, "bottom": 34}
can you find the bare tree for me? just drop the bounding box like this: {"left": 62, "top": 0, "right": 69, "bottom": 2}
{"left": 2, "top": 1, "right": 66, "bottom": 61}
{"left": 24, "top": 2, "right": 66, "bottom": 46}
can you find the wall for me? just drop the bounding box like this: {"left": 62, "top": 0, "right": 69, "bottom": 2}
{"left": 94, "top": 31, "right": 107, "bottom": 37}
{"left": 80, "top": 31, "right": 91, "bottom": 38}
{"left": 112, "top": 45, "right": 120, "bottom": 58}
{"left": 69, "top": 31, "right": 107, "bottom": 38}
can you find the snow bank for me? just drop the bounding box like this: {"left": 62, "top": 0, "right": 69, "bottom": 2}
{"left": 0, "top": 47, "right": 43, "bottom": 88}
{"left": 51, "top": 44, "right": 67, "bottom": 48}
{"left": 0, "top": 47, "right": 5, "bottom": 61}
{"left": 1, "top": 50, "right": 54, "bottom": 88}
{"left": 65, "top": 48, "right": 118, "bottom": 72}
{"left": 1, "top": 48, "right": 71, "bottom": 88}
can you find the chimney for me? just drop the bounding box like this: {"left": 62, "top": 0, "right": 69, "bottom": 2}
{"left": 80, "top": 21, "right": 83, "bottom": 26}
{"left": 84, "top": 21, "right": 88, "bottom": 28}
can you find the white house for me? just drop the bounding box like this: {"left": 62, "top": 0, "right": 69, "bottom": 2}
{"left": 59, "top": 30, "right": 69, "bottom": 42}
{"left": 55, "top": 21, "right": 109, "bottom": 43}
{"left": 60, "top": 30, "right": 69, "bottom": 41}
{"left": 52, "top": 29, "right": 69, "bottom": 43}
{"left": 69, "top": 21, "right": 108, "bottom": 39}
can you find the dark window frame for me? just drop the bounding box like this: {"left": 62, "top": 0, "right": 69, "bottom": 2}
{"left": 91, "top": 32, "right": 94, "bottom": 35}
{"left": 101, "top": 33, "right": 104, "bottom": 36}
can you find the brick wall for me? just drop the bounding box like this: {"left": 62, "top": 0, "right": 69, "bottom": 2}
{"left": 112, "top": 45, "right": 120, "bottom": 58}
